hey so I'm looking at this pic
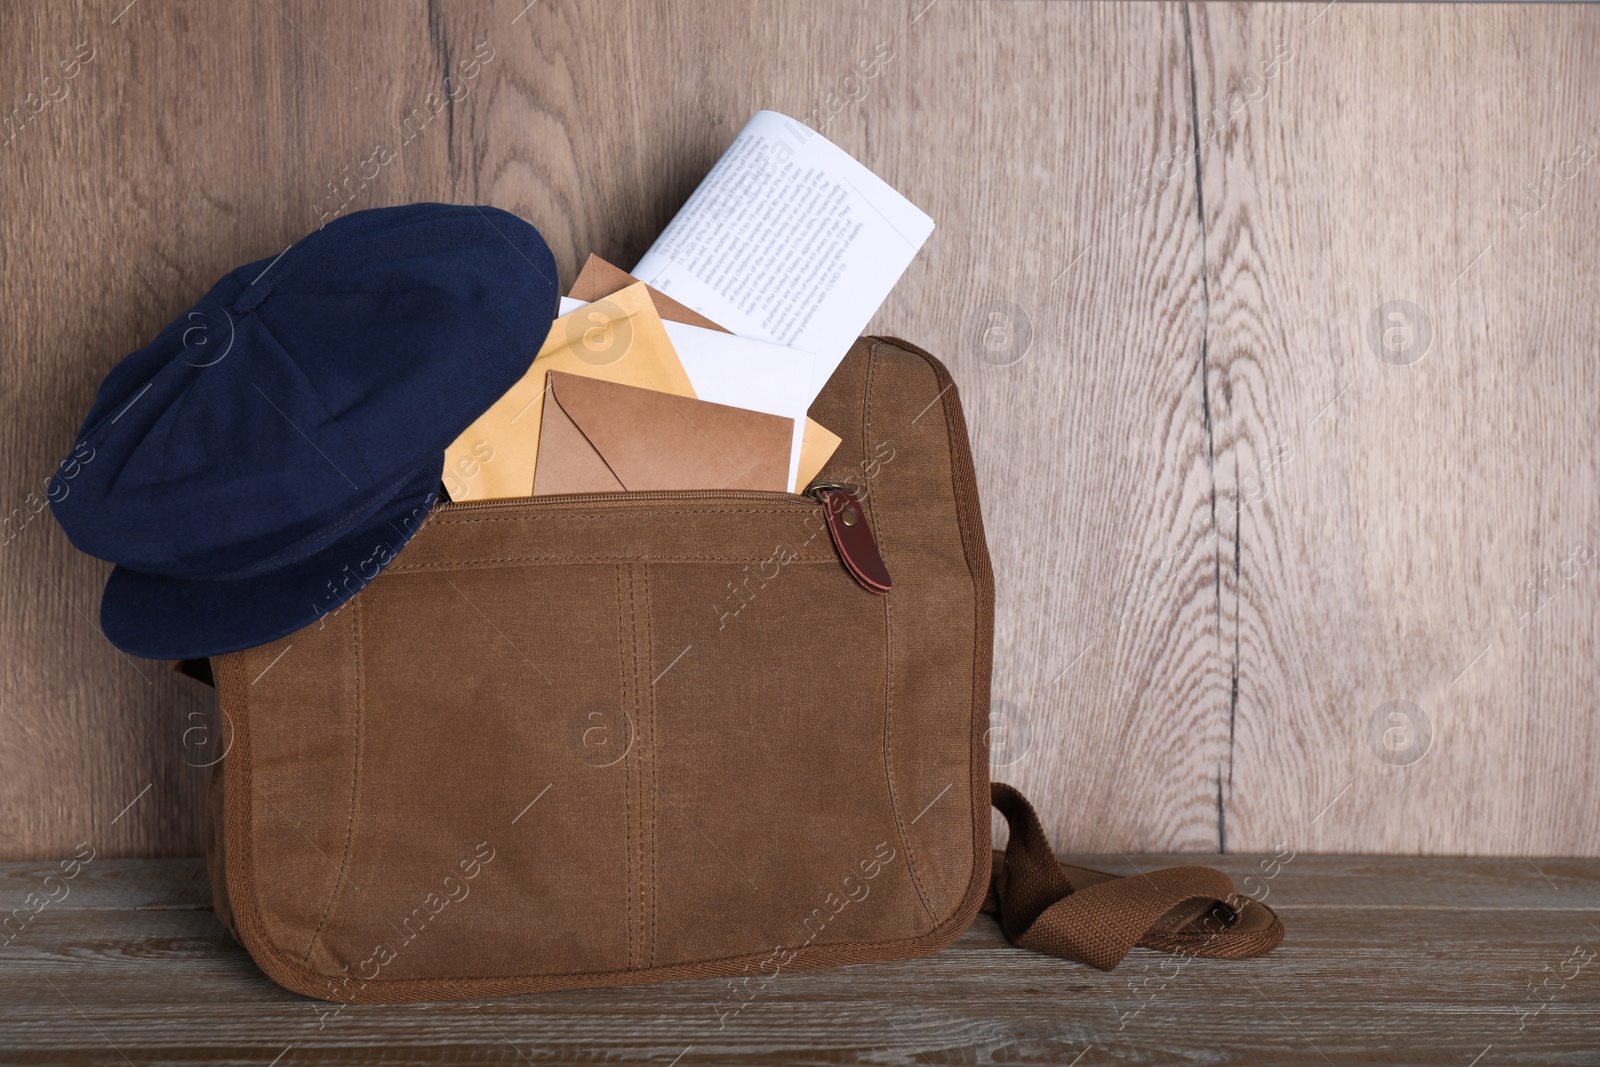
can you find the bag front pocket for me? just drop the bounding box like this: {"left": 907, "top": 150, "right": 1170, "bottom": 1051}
{"left": 227, "top": 549, "right": 637, "bottom": 990}
{"left": 227, "top": 488, "right": 938, "bottom": 992}
{"left": 641, "top": 525, "right": 938, "bottom": 971}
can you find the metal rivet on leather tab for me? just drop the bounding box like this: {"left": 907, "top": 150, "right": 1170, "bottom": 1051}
{"left": 806, "top": 483, "right": 891, "bottom": 594}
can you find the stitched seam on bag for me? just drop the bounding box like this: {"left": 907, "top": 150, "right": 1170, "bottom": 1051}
{"left": 619, "top": 564, "right": 636, "bottom": 969}
{"left": 425, "top": 507, "right": 812, "bottom": 526}
{"left": 388, "top": 556, "right": 837, "bottom": 572}
{"left": 629, "top": 562, "right": 642, "bottom": 971}
{"left": 863, "top": 347, "right": 938, "bottom": 928}
{"left": 881, "top": 597, "right": 936, "bottom": 926}
{"left": 873, "top": 336, "right": 994, "bottom": 933}
{"left": 642, "top": 560, "right": 658, "bottom": 970}
{"left": 922, "top": 336, "right": 994, "bottom": 931}
{"left": 876, "top": 347, "right": 934, "bottom": 921}
{"left": 273, "top": 919, "right": 976, "bottom": 994}
{"left": 303, "top": 597, "right": 365, "bottom": 965}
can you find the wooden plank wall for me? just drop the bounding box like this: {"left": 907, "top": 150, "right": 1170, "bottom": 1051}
{"left": 1, "top": 1, "right": 1595, "bottom": 860}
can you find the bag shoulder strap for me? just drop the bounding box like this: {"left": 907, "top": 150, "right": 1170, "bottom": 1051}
{"left": 984, "top": 783, "right": 1284, "bottom": 969}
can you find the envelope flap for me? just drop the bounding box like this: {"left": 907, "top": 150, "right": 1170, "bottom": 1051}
{"left": 546, "top": 371, "right": 791, "bottom": 492}
{"left": 535, "top": 379, "right": 627, "bottom": 495}
{"left": 570, "top": 255, "right": 729, "bottom": 333}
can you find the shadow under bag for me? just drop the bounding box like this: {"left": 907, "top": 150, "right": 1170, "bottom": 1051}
{"left": 204, "top": 337, "right": 1283, "bottom": 1002}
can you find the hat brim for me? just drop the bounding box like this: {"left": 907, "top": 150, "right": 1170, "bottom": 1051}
{"left": 101, "top": 464, "right": 442, "bottom": 660}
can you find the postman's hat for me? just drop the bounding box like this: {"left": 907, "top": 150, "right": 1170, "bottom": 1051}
{"left": 50, "top": 203, "right": 558, "bottom": 659}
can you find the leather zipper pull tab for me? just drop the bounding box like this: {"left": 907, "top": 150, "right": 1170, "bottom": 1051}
{"left": 809, "top": 484, "right": 891, "bottom": 595}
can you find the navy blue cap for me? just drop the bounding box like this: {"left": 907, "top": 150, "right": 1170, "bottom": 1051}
{"left": 51, "top": 203, "right": 559, "bottom": 659}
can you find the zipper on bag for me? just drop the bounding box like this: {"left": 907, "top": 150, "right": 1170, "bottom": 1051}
{"left": 435, "top": 484, "right": 891, "bottom": 594}
{"left": 806, "top": 483, "right": 891, "bottom": 594}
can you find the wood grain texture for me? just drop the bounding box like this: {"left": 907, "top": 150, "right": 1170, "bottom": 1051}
{"left": 875, "top": 2, "right": 1230, "bottom": 857}
{"left": 1, "top": 1, "right": 1597, "bottom": 860}
{"left": 1185, "top": 3, "right": 1600, "bottom": 856}
{"left": 2, "top": 857, "right": 1598, "bottom": 1065}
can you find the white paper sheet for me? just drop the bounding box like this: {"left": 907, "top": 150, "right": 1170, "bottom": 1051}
{"left": 630, "top": 110, "right": 934, "bottom": 396}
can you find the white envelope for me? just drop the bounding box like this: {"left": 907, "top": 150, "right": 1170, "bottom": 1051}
{"left": 559, "top": 296, "right": 820, "bottom": 491}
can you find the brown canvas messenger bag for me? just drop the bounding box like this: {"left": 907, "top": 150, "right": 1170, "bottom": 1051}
{"left": 199, "top": 336, "right": 1283, "bottom": 1002}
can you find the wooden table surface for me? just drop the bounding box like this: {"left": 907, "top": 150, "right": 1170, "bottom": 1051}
{"left": 3, "top": 2, "right": 1599, "bottom": 860}
{"left": 2, "top": 854, "right": 1597, "bottom": 1066}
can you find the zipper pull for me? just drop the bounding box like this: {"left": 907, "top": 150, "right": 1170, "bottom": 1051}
{"left": 808, "top": 483, "right": 891, "bottom": 595}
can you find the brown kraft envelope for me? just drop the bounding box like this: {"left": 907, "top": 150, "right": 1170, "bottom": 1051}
{"left": 532, "top": 370, "right": 793, "bottom": 495}
{"left": 570, "top": 254, "right": 728, "bottom": 333}
{"left": 570, "top": 255, "right": 842, "bottom": 492}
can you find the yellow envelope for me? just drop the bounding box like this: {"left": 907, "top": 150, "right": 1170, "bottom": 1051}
{"left": 794, "top": 421, "right": 842, "bottom": 490}
{"left": 570, "top": 256, "right": 841, "bottom": 492}
{"left": 442, "top": 283, "right": 696, "bottom": 501}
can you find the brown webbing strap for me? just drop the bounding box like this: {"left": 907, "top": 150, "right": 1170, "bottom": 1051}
{"left": 983, "top": 783, "right": 1284, "bottom": 970}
